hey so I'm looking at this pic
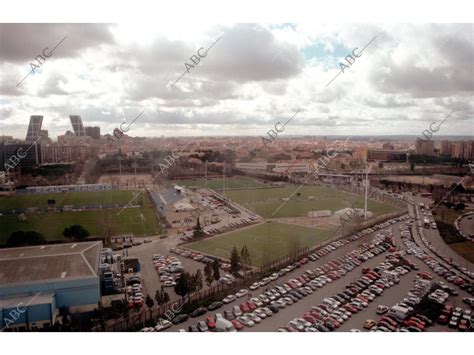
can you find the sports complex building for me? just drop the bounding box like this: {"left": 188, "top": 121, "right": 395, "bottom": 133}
{"left": 0, "top": 241, "right": 102, "bottom": 331}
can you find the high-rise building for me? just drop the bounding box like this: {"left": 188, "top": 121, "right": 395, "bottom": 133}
{"left": 1, "top": 142, "right": 42, "bottom": 170}
{"left": 40, "top": 130, "right": 49, "bottom": 139}
{"left": 462, "top": 141, "right": 472, "bottom": 160}
{"left": 452, "top": 142, "right": 463, "bottom": 158}
{"left": 69, "top": 115, "right": 85, "bottom": 136}
{"left": 440, "top": 140, "right": 452, "bottom": 156}
{"left": 415, "top": 139, "right": 435, "bottom": 156}
{"left": 85, "top": 126, "right": 101, "bottom": 139}
{"left": 25, "top": 115, "right": 43, "bottom": 142}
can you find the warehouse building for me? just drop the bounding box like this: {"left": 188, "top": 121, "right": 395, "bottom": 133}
{"left": 0, "top": 241, "right": 102, "bottom": 331}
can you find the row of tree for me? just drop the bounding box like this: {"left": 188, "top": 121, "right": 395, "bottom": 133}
{"left": 174, "top": 270, "right": 204, "bottom": 301}
{"left": 229, "top": 245, "right": 252, "bottom": 275}
{"left": 6, "top": 224, "right": 91, "bottom": 248}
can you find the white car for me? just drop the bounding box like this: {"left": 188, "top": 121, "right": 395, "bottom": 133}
{"left": 162, "top": 281, "right": 176, "bottom": 287}
{"left": 269, "top": 273, "right": 279, "bottom": 281}
{"left": 233, "top": 305, "right": 243, "bottom": 317}
{"left": 250, "top": 297, "right": 263, "bottom": 307}
{"left": 155, "top": 319, "right": 172, "bottom": 331}
{"left": 254, "top": 308, "right": 267, "bottom": 319}
{"left": 223, "top": 294, "right": 237, "bottom": 304}
{"left": 247, "top": 312, "right": 262, "bottom": 323}
{"left": 237, "top": 316, "right": 255, "bottom": 327}
{"left": 235, "top": 289, "right": 249, "bottom": 298}
{"left": 140, "top": 327, "right": 154, "bottom": 332}
{"left": 249, "top": 282, "right": 260, "bottom": 290}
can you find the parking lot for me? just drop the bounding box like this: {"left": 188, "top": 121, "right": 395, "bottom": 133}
{"left": 127, "top": 236, "right": 209, "bottom": 302}
{"left": 153, "top": 212, "right": 473, "bottom": 332}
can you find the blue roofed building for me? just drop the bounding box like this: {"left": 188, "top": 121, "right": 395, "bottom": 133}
{"left": 0, "top": 241, "right": 102, "bottom": 331}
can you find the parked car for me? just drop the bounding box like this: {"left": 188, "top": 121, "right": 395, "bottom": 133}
{"left": 207, "top": 301, "right": 223, "bottom": 311}
{"left": 191, "top": 307, "right": 207, "bottom": 318}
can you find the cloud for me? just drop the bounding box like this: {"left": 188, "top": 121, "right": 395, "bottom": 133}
{"left": 0, "top": 23, "right": 472, "bottom": 138}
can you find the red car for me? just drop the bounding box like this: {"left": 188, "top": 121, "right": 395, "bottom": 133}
{"left": 231, "top": 319, "right": 244, "bottom": 331}
{"left": 458, "top": 319, "right": 471, "bottom": 332}
{"left": 326, "top": 317, "right": 341, "bottom": 328}
{"left": 362, "top": 267, "right": 371, "bottom": 274}
{"left": 380, "top": 317, "right": 398, "bottom": 327}
{"left": 453, "top": 278, "right": 465, "bottom": 286}
{"left": 417, "top": 272, "right": 433, "bottom": 280}
{"left": 442, "top": 305, "right": 454, "bottom": 315}
{"left": 247, "top": 301, "right": 257, "bottom": 310}
{"left": 404, "top": 319, "right": 425, "bottom": 330}
{"left": 308, "top": 311, "right": 324, "bottom": 320}
{"left": 240, "top": 302, "right": 251, "bottom": 312}
{"left": 342, "top": 304, "right": 358, "bottom": 313}
{"left": 438, "top": 314, "right": 450, "bottom": 325}
{"left": 206, "top": 315, "right": 216, "bottom": 329}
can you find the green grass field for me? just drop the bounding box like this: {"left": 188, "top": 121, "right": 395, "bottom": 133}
{"left": 171, "top": 176, "right": 266, "bottom": 190}
{"left": 0, "top": 190, "right": 137, "bottom": 210}
{"left": 0, "top": 192, "right": 162, "bottom": 244}
{"left": 223, "top": 185, "right": 398, "bottom": 218}
{"left": 187, "top": 221, "right": 334, "bottom": 267}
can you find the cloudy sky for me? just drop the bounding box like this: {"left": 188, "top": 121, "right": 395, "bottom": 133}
{"left": 0, "top": 23, "right": 473, "bottom": 139}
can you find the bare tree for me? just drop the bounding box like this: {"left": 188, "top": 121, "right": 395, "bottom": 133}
{"left": 96, "top": 212, "right": 116, "bottom": 245}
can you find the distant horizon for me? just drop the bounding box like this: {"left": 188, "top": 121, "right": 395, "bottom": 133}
{"left": 2, "top": 133, "right": 474, "bottom": 141}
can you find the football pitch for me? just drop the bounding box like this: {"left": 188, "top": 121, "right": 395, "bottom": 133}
{"left": 171, "top": 176, "right": 266, "bottom": 190}
{"left": 224, "top": 185, "right": 398, "bottom": 218}
{"left": 0, "top": 191, "right": 162, "bottom": 244}
{"left": 187, "top": 221, "right": 334, "bottom": 267}
{"left": 0, "top": 190, "right": 138, "bottom": 210}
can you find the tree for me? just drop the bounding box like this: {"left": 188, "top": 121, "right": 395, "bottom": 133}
{"left": 204, "top": 263, "right": 214, "bottom": 287}
{"left": 191, "top": 269, "right": 203, "bottom": 293}
{"left": 288, "top": 237, "right": 301, "bottom": 261}
{"left": 63, "top": 225, "right": 90, "bottom": 242}
{"left": 240, "top": 245, "right": 252, "bottom": 269}
{"left": 212, "top": 259, "right": 220, "bottom": 282}
{"left": 96, "top": 212, "right": 115, "bottom": 244}
{"left": 6, "top": 231, "right": 46, "bottom": 247}
{"left": 192, "top": 216, "right": 204, "bottom": 239}
{"left": 174, "top": 272, "right": 190, "bottom": 301}
{"left": 155, "top": 289, "right": 170, "bottom": 305}
{"left": 230, "top": 245, "right": 241, "bottom": 275}
{"left": 145, "top": 294, "right": 154, "bottom": 320}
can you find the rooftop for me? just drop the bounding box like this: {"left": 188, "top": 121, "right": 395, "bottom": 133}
{"left": 0, "top": 241, "right": 102, "bottom": 287}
